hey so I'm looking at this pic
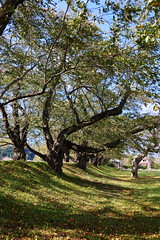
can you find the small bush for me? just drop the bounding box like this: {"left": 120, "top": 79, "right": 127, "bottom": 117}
{"left": 122, "top": 165, "right": 130, "bottom": 169}
{"left": 139, "top": 165, "right": 147, "bottom": 169}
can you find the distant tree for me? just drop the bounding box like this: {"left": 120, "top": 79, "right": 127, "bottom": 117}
{"left": 130, "top": 123, "right": 160, "bottom": 177}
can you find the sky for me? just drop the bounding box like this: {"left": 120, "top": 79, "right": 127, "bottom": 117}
{"left": 56, "top": 0, "right": 111, "bottom": 32}
{"left": 141, "top": 103, "right": 160, "bottom": 116}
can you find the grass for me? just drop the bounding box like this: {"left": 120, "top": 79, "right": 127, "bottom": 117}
{"left": 0, "top": 161, "right": 160, "bottom": 240}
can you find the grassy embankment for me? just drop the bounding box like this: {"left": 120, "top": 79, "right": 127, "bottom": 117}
{"left": 0, "top": 161, "right": 160, "bottom": 240}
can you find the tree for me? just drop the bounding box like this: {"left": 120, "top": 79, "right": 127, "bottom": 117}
{"left": 0, "top": 0, "right": 75, "bottom": 160}
{"left": 131, "top": 155, "right": 145, "bottom": 177}
{"left": 0, "top": 101, "right": 29, "bottom": 160}
{"left": 72, "top": 115, "right": 160, "bottom": 170}
{"left": 0, "top": 0, "right": 159, "bottom": 173}
{"left": 130, "top": 119, "right": 160, "bottom": 177}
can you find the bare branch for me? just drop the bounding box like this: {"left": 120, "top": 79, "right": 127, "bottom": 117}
{"left": 1, "top": 89, "right": 47, "bottom": 106}
{"left": 1, "top": 64, "right": 79, "bottom": 107}
{"left": 81, "top": 88, "right": 97, "bottom": 114}
{"left": 0, "top": 104, "right": 15, "bottom": 142}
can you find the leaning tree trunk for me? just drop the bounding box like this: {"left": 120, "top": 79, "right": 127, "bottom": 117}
{"left": 131, "top": 155, "right": 145, "bottom": 178}
{"left": 27, "top": 140, "right": 66, "bottom": 174}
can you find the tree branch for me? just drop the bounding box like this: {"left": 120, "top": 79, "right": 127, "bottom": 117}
{"left": 0, "top": 103, "right": 18, "bottom": 145}
{"left": 2, "top": 89, "right": 48, "bottom": 106}
{"left": 42, "top": 90, "right": 54, "bottom": 151}
{"left": 0, "top": 0, "right": 25, "bottom": 35}
{"left": 0, "top": 60, "right": 42, "bottom": 100}
{"left": 65, "top": 140, "right": 104, "bottom": 153}
{"left": 26, "top": 143, "right": 47, "bottom": 161}
{"left": 57, "top": 91, "right": 131, "bottom": 142}
{"left": 44, "top": 0, "right": 72, "bottom": 84}
{"left": 64, "top": 85, "right": 80, "bottom": 123}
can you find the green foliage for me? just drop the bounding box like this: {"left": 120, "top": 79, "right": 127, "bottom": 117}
{"left": 0, "top": 0, "right": 159, "bottom": 161}
{"left": 153, "top": 162, "right": 160, "bottom": 169}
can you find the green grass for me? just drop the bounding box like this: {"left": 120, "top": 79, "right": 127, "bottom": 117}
{"left": 0, "top": 161, "right": 160, "bottom": 240}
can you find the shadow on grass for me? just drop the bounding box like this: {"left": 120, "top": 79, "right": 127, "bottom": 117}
{"left": 0, "top": 161, "right": 160, "bottom": 239}
{"left": 0, "top": 161, "right": 73, "bottom": 194}
{"left": 66, "top": 206, "right": 160, "bottom": 237}
{"left": 85, "top": 165, "right": 133, "bottom": 183}
{"left": 0, "top": 191, "right": 160, "bottom": 239}
{"left": 60, "top": 169, "right": 132, "bottom": 194}
{"left": 0, "top": 191, "right": 71, "bottom": 238}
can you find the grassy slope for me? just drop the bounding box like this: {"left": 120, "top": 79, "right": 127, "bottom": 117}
{"left": 0, "top": 161, "right": 160, "bottom": 240}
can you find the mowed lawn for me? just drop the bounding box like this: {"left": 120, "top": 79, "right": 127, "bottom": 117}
{"left": 0, "top": 161, "right": 160, "bottom": 240}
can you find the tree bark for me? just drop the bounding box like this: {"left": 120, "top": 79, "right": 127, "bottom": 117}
{"left": 131, "top": 155, "right": 145, "bottom": 178}
{"left": 64, "top": 148, "right": 70, "bottom": 162}
{"left": 47, "top": 141, "right": 65, "bottom": 174}
{"left": 0, "top": 103, "right": 29, "bottom": 161}
{"left": 13, "top": 145, "right": 26, "bottom": 160}
{"left": 92, "top": 155, "right": 103, "bottom": 166}
{"left": 57, "top": 91, "right": 130, "bottom": 142}
{"left": 77, "top": 151, "right": 88, "bottom": 170}
{"left": 42, "top": 90, "right": 54, "bottom": 151}
{"left": 42, "top": 91, "right": 64, "bottom": 173}
{"left": 0, "top": 0, "right": 25, "bottom": 35}
{"left": 27, "top": 142, "right": 64, "bottom": 174}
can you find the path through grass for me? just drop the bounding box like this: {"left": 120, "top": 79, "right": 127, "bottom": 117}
{"left": 0, "top": 161, "right": 160, "bottom": 239}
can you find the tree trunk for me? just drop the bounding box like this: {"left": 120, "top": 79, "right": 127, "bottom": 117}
{"left": 77, "top": 152, "right": 88, "bottom": 170}
{"left": 131, "top": 155, "right": 145, "bottom": 178}
{"left": 147, "top": 160, "right": 152, "bottom": 170}
{"left": 131, "top": 160, "right": 139, "bottom": 177}
{"left": 0, "top": 103, "right": 29, "bottom": 161}
{"left": 0, "top": 0, "right": 25, "bottom": 36}
{"left": 47, "top": 151, "right": 63, "bottom": 174}
{"left": 46, "top": 141, "right": 67, "bottom": 174}
{"left": 92, "top": 155, "right": 103, "bottom": 167}
{"left": 64, "top": 148, "right": 70, "bottom": 162}
{"left": 13, "top": 145, "right": 26, "bottom": 160}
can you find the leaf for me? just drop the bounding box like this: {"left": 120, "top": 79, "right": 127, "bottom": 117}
{"left": 145, "top": 35, "right": 150, "bottom": 43}
{"left": 153, "top": 104, "right": 160, "bottom": 111}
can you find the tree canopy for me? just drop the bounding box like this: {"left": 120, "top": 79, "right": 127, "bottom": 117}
{"left": 0, "top": 0, "right": 159, "bottom": 173}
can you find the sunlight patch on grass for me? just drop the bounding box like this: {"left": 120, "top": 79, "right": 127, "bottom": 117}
{"left": 0, "top": 161, "right": 160, "bottom": 239}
